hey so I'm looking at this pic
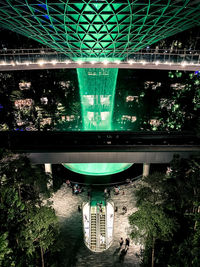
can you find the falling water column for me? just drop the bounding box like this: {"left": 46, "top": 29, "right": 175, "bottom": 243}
{"left": 78, "top": 68, "right": 118, "bottom": 131}
{"left": 63, "top": 68, "right": 132, "bottom": 176}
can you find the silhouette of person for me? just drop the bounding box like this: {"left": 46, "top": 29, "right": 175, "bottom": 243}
{"left": 125, "top": 238, "right": 130, "bottom": 251}
{"left": 119, "top": 237, "right": 124, "bottom": 248}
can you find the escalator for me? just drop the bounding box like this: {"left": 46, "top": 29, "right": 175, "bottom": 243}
{"left": 90, "top": 206, "right": 97, "bottom": 251}
{"left": 83, "top": 198, "right": 114, "bottom": 252}
{"left": 99, "top": 206, "right": 106, "bottom": 250}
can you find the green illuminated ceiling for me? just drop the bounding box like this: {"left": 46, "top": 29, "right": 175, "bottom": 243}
{"left": 0, "top": 1, "right": 200, "bottom": 58}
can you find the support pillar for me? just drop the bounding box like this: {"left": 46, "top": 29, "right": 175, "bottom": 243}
{"left": 143, "top": 163, "right": 150, "bottom": 177}
{"left": 45, "top": 163, "right": 53, "bottom": 188}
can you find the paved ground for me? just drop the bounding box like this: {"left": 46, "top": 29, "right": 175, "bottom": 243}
{"left": 50, "top": 181, "right": 142, "bottom": 267}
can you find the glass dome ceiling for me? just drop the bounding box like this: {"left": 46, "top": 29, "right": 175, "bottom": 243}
{"left": 0, "top": 1, "right": 200, "bottom": 59}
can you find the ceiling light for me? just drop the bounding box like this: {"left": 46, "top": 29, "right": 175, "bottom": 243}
{"left": 77, "top": 60, "right": 83, "bottom": 65}
{"left": 38, "top": 60, "right": 44, "bottom": 66}
{"left": 103, "top": 60, "right": 108, "bottom": 65}
{"left": 181, "top": 61, "right": 186, "bottom": 67}
{"left": 114, "top": 60, "right": 120, "bottom": 64}
{"left": 51, "top": 60, "right": 57, "bottom": 65}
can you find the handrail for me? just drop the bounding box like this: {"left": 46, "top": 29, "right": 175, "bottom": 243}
{"left": 1, "top": 48, "right": 199, "bottom": 69}
{"left": 106, "top": 201, "right": 114, "bottom": 249}
{"left": 69, "top": 174, "right": 142, "bottom": 187}
{"left": 0, "top": 48, "right": 200, "bottom": 55}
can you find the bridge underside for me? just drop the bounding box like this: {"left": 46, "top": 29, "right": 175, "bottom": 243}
{"left": 29, "top": 150, "right": 199, "bottom": 164}
{"left": 1, "top": 132, "right": 199, "bottom": 164}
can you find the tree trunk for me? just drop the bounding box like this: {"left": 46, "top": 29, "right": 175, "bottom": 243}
{"left": 151, "top": 237, "right": 155, "bottom": 267}
{"left": 194, "top": 206, "right": 200, "bottom": 231}
{"left": 40, "top": 247, "right": 44, "bottom": 267}
{"left": 18, "top": 184, "right": 21, "bottom": 201}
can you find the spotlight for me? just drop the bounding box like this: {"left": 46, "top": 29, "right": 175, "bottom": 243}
{"left": 114, "top": 60, "right": 120, "bottom": 64}
{"left": 65, "top": 60, "right": 70, "bottom": 64}
{"left": 103, "top": 60, "right": 108, "bottom": 65}
{"left": 155, "top": 61, "right": 160, "bottom": 65}
{"left": 91, "top": 61, "right": 96, "bottom": 65}
{"left": 25, "top": 62, "right": 30, "bottom": 66}
{"left": 38, "top": 60, "right": 44, "bottom": 66}
{"left": 77, "top": 60, "right": 83, "bottom": 65}
{"left": 141, "top": 60, "right": 146, "bottom": 65}
{"left": 51, "top": 60, "right": 57, "bottom": 65}
{"left": 128, "top": 60, "right": 133, "bottom": 64}
{"left": 181, "top": 61, "right": 186, "bottom": 67}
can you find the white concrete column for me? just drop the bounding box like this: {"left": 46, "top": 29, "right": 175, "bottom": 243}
{"left": 143, "top": 163, "right": 150, "bottom": 177}
{"left": 45, "top": 163, "right": 53, "bottom": 188}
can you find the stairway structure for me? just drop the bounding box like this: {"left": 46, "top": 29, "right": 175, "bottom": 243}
{"left": 90, "top": 206, "right": 97, "bottom": 251}
{"left": 83, "top": 200, "right": 114, "bottom": 252}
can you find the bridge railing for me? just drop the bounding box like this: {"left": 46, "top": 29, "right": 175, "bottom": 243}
{"left": 0, "top": 48, "right": 200, "bottom": 65}
{"left": 67, "top": 174, "right": 142, "bottom": 187}
{"left": 128, "top": 49, "right": 200, "bottom": 65}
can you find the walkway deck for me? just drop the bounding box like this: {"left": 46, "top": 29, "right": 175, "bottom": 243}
{"left": 0, "top": 48, "right": 200, "bottom": 71}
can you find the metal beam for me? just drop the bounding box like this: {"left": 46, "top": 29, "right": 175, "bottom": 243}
{"left": 29, "top": 151, "right": 199, "bottom": 164}
{"left": 0, "top": 132, "right": 199, "bottom": 164}
{"left": 0, "top": 62, "right": 200, "bottom": 71}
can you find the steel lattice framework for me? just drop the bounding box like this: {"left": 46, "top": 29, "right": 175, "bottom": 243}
{"left": 0, "top": 1, "right": 200, "bottom": 59}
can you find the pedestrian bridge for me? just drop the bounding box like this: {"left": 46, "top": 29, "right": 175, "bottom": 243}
{"left": 0, "top": 131, "right": 199, "bottom": 164}
{"left": 0, "top": 48, "right": 200, "bottom": 71}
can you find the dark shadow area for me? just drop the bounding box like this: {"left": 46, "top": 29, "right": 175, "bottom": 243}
{"left": 113, "top": 247, "right": 121, "bottom": 257}
{"left": 55, "top": 213, "right": 84, "bottom": 267}
{"left": 119, "top": 249, "right": 127, "bottom": 263}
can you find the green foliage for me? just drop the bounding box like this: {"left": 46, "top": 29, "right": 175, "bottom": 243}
{"left": 135, "top": 172, "right": 167, "bottom": 206}
{"left": 19, "top": 206, "right": 59, "bottom": 256}
{"left": 0, "top": 151, "right": 50, "bottom": 200}
{"left": 129, "top": 203, "right": 177, "bottom": 244}
{"left": 0, "top": 151, "right": 59, "bottom": 266}
{"left": 130, "top": 157, "right": 200, "bottom": 266}
{"left": 0, "top": 232, "right": 14, "bottom": 266}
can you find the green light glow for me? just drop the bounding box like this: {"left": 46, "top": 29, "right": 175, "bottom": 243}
{"left": 78, "top": 68, "right": 118, "bottom": 131}
{"left": 63, "top": 163, "right": 132, "bottom": 176}
{"left": 0, "top": 2, "right": 199, "bottom": 59}
{"left": 64, "top": 68, "right": 132, "bottom": 175}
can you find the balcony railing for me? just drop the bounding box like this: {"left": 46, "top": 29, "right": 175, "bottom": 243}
{"left": 0, "top": 48, "right": 200, "bottom": 70}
